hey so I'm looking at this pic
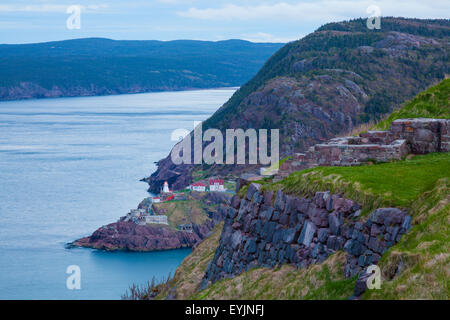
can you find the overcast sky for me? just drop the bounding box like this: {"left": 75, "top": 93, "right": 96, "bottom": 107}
{"left": 0, "top": 0, "right": 449, "bottom": 44}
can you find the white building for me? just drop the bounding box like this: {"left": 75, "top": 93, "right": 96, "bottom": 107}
{"left": 152, "top": 197, "right": 161, "bottom": 203}
{"left": 162, "top": 181, "right": 170, "bottom": 193}
{"left": 209, "top": 179, "right": 225, "bottom": 192}
{"left": 189, "top": 182, "right": 206, "bottom": 192}
{"left": 145, "top": 215, "right": 168, "bottom": 225}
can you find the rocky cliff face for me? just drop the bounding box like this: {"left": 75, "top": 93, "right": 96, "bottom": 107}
{"left": 200, "top": 184, "right": 411, "bottom": 298}
{"left": 277, "top": 118, "right": 450, "bottom": 179}
{"left": 147, "top": 18, "right": 450, "bottom": 193}
{"left": 73, "top": 220, "right": 215, "bottom": 251}
{"left": 73, "top": 191, "right": 232, "bottom": 252}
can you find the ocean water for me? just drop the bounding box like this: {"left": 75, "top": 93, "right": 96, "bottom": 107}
{"left": 0, "top": 88, "right": 236, "bottom": 299}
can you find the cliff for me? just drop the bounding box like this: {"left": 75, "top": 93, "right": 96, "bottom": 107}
{"left": 73, "top": 221, "right": 214, "bottom": 252}
{"left": 146, "top": 18, "right": 450, "bottom": 193}
{"left": 150, "top": 84, "right": 449, "bottom": 298}
{"left": 153, "top": 152, "right": 449, "bottom": 300}
{"left": 73, "top": 192, "right": 232, "bottom": 252}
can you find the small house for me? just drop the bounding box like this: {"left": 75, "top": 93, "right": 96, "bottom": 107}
{"left": 145, "top": 215, "right": 168, "bottom": 225}
{"left": 152, "top": 197, "right": 161, "bottom": 203}
{"left": 189, "top": 182, "right": 206, "bottom": 192}
{"left": 209, "top": 179, "right": 225, "bottom": 192}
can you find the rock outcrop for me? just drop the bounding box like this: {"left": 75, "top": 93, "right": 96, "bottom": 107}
{"left": 200, "top": 184, "right": 411, "bottom": 295}
{"left": 74, "top": 220, "right": 216, "bottom": 252}
{"left": 73, "top": 192, "right": 232, "bottom": 252}
{"left": 277, "top": 118, "right": 450, "bottom": 179}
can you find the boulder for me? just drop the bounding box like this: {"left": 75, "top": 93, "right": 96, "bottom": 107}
{"left": 344, "top": 239, "right": 363, "bottom": 256}
{"left": 263, "top": 191, "right": 273, "bottom": 206}
{"left": 279, "top": 212, "right": 290, "bottom": 226}
{"left": 298, "top": 221, "right": 316, "bottom": 247}
{"left": 317, "top": 228, "right": 329, "bottom": 243}
{"left": 227, "top": 207, "right": 237, "bottom": 219}
{"left": 231, "top": 231, "right": 243, "bottom": 249}
{"left": 296, "top": 197, "right": 310, "bottom": 214}
{"left": 369, "top": 208, "right": 405, "bottom": 225}
{"left": 353, "top": 269, "right": 371, "bottom": 297}
{"left": 329, "top": 212, "right": 340, "bottom": 235}
{"left": 314, "top": 191, "right": 328, "bottom": 208}
{"left": 283, "top": 228, "right": 297, "bottom": 244}
{"left": 230, "top": 195, "right": 241, "bottom": 209}
{"left": 272, "top": 228, "right": 284, "bottom": 244}
{"left": 271, "top": 210, "right": 281, "bottom": 222}
{"left": 246, "top": 238, "right": 257, "bottom": 254}
{"left": 246, "top": 183, "right": 261, "bottom": 201}
{"left": 402, "top": 215, "right": 412, "bottom": 231}
{"left": 274, "top": 190, "right": 286, "bottom": 211}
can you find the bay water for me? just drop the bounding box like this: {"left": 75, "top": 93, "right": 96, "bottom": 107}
{"left": 0, "top": 88, "right": 235, "bottom": 299}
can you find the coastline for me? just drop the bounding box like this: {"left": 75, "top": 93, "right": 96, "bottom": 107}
{"left": 0, "top": 86, "right": 240, "bottom": 103}
{"left": 70, "top": 191, "right": 232, "bottom": 252}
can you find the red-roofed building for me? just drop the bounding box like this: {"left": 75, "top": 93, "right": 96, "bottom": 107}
{"left": 189, "top": 182, "right": 206, "bottom": 192}
{"left": 152, "top": 197, "right": 161, "bottom": 203}
{"left": 209, "top": 179, "right": 225, "bottom": 192}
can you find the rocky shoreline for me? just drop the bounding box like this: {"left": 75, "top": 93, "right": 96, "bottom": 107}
{"left": 71, "top": 191, "right": 231, "bottom": 252}
{"left": 72, "top": 220, "right": 216, "bottom": 252}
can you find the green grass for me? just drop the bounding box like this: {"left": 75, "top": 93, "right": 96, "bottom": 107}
{"left": 152, "top": 197, "right": 211, "bottom": 228}
{"left": 191, "top": 169, "right": 210, "bottom": 182}
{"left": 155, "top": 222, "right": 224, "bottom": 300}
{"left": 363, "top": 178, "right": 449, "bottom": 299}
{"left": 159, "top": 153, "right": 449, "bottom": 300}
{"left": 373, "top": 78, "right": 450, "bottom": 130}
{"left": 190, "top": 251, "right": 356, "bottom": 300}
{"left": 190, "top": 155, "right": 449, "bottom": 300}
{"left": 266, "top": 153, "right": 450, "bottom": 213}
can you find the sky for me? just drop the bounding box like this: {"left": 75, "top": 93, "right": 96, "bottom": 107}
{"left": 0, "top": 0, "right": 449, "bottom": 44}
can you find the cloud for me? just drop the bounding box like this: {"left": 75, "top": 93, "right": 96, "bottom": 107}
{"left": 0, "top": 4, "right": 108, "bottom": 13}
{"left": 241, "top": 32, "right": 299, "bottom": 43}
{"left": 177, "top": 0, "right": 450, "bottom": 21}
{"left": 157, "top": 0, "right": 186, "bottom": 4}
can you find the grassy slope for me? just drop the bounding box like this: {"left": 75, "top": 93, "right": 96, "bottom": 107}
{"left": 161, "top": 81, "right": 450, "bottom": 299}
{"left": 268, "top": 153, "right": 450, "bottom": 213}
{"left": 185, "top": 154, "right": 449, "bottom": 299}
{"left": 373, "top": 78, "right": 450, "bottom": 130}
{"left": 364, "top": 178, "right": 449, "bottom": 299}
{"left": 156, "top": 222, "right": 224, "bottom": 299}
{"left": 239, "top": 153, "right": 449, "bottom": 216}
{"left": 191, "top": 252, "right": 355, "bottom": 300}
{"left": 152, "top": 198, "right": 210, "bottom": 228}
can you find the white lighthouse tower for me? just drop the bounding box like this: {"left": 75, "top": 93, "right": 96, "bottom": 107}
{"left": 163, "top": 181, "right": 170, "bottom": 193}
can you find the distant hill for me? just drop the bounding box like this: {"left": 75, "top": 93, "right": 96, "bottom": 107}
{"left": 147, "top": 17, "right": 450, "bottom": 193}
{"left": 0, "top": 38, "right": 284, "bottom": 101}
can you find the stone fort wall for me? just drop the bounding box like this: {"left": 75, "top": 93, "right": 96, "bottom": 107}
{"left": 277, "top": 118, "right": 449, "bottom": 179}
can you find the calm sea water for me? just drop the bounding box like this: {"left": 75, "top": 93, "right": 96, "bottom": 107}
{"left": 0, "top": 88, "right": 236, "bottom": 299}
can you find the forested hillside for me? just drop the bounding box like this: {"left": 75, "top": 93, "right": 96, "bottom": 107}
{"left": 0, "top": 38, "right": 283, "bottom": 100}
{"left": 147, "top": 18, "right": 450, "bottom": 193}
